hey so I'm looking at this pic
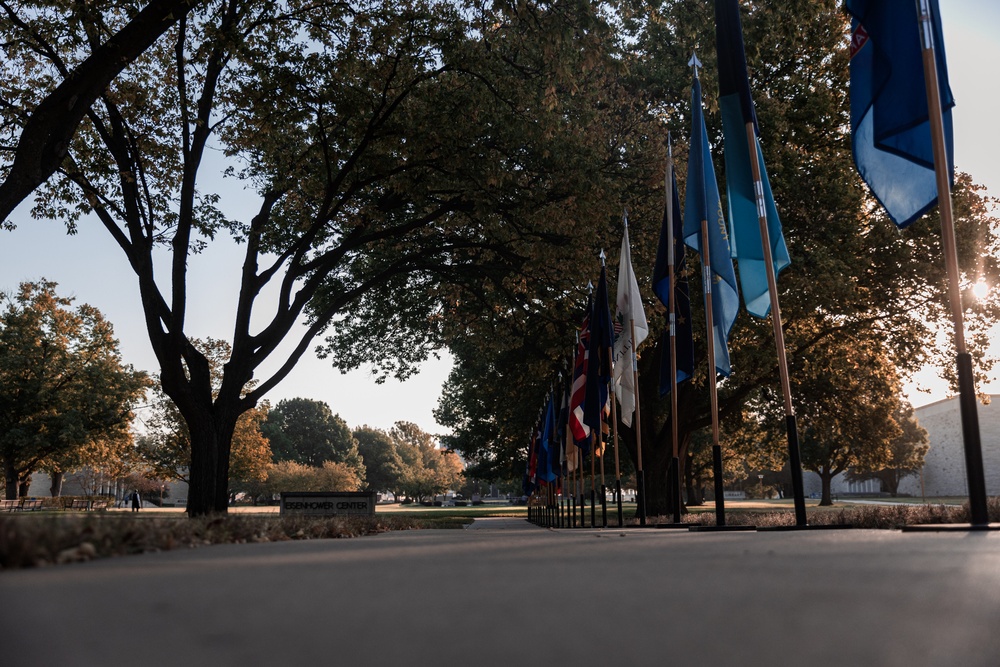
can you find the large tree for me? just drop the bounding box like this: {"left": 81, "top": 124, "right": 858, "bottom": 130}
{"left": 263, "top": 398, "right": 362, "bottom": 474}
{"left": 438, "top": 0, "right": 1000, "bottom": 516}
{"left": 0, "top": 0, "right": 625, "bottom": 514}
{"left": 353, "top": 425, "right": 405, "bottom": 496}
{"left": 0, "top": 280, "right": 149, "bottom": 499}
{"left": 138, "top": 338, "right": 273, "bottom": 495}
{"left": 846, "top": 402, "right": 929, "bottom": 497}
{"left": 389, "top": 421, "right": 463, "bottom": 502}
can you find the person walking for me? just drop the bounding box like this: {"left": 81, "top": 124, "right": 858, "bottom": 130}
{"left": 131, "top": 490, "right": 141, "bottom": 512}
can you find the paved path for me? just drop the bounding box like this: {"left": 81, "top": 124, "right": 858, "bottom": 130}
{"left": 3, "top": 518, "right": 999, "bottom": 666}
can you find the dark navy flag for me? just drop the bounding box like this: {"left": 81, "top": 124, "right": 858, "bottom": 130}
{"left": 541, "top": 392, "right": 559, "bottom": 484}
{"left": 715, "top": 0, "right": 790, "bottom": 319}
{"left": 653, "top": 170, "right": 694, "bottom": 395}
{"left": 684, "top": 74, "right": 740, "bottom": 378}
{"left": 847, "top": 0, "right": 954, "bottom": 228}
{"left": 585, "top": 266, "right": 614, "bottom": 454}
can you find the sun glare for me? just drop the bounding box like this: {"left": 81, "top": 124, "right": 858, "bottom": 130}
{"left": 972, "top": 279, "right": 990, "bottom": 301}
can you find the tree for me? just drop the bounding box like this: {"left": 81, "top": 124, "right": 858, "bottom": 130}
{"left": 437, "top": 0, "right": 1000, "bottom": 517}
{"left": 791, "top": 336, "right": 902, "bottom": 505}
{"left": 354, "top": 426, "right": 404, "bottom": 496}
{"left": 847, "top": 402, "right": 929, "bottom": 497}
{"left": 0, "top": 0, "right": 625, "bottom": 515}
{"left": 138, "top": 338, "right": 273, "bottom": 495}
{"left": 264, "top": 460, "right": 363, "bottom": 495}
{"left": 0, "top": 0, "right": 200, "bottom": 221}
{"left": 263, "top": 399, "right": 363, "bottom": 476}
{"left": 389, "top": 421, "right": 463, "bottom": 502}
{"left": 0, "top": 280, "right": 149, "bottom": 499}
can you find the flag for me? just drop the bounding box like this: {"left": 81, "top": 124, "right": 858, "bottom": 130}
{"left": 653, "top": 169, "right": 694, "bottom": 395}
{"left": 557, "top": 371, "right": 572, "bottom": 474}
{"left": 585, "top": 266, "right": 615, "bottom": 453}
{"left": 846, "top": 0, "right": 954, "bottom": 228}
{"left": 613, "top": 221, "right": 648, "bottom": 426}
{"left": 684, "top": 73, "right": 740, "bottom": 377}
{"left": 715, "top": 0, "right": 790, "bottom": 318}
{"left": 569, "top": 300, "right": 592, "bottom": 451}
{"left": 540, "top": 392, "right": 559, "bottom": 484}
{"left": 524, "top": 425, "right": 538, "bottom": 495}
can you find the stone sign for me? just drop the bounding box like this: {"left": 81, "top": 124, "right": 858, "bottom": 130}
{"left": 279, "top": 491, "right": 377, "bottom": 516}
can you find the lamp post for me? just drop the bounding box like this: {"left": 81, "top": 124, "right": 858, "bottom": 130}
{"left": 758, "top": 474, "right": 764, "bottom": 500}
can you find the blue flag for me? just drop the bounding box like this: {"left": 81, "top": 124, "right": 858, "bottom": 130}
{"left": 684, "top": 74, "right": 740, "bottom": 378}
{"left": 847, "top": 0, "right": 954, "bottom": 228}
{"left": 715, "top": 0, "right": 790, "bottom": 319}
{"left": 653, "top": 170, "right": 694, "bottom": 395}
{"left": 541, "top": 392, "right": 559, "bottom": 483}
{"left": 585, "top": 266, "right": 614, "bottom": 453}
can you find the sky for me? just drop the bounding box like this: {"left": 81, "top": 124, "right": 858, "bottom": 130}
{"left": 1, "top": 2, "right": 998, "bottom": 435}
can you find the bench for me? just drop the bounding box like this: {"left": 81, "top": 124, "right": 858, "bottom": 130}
{"left": 65, "top": 499, "right": 92, "bottom": 511}
{"left": 20, "top": 499, "right": 43, "bottom": 511}
{"left": 1, "top": 499, "right": 19, "bottom": 511}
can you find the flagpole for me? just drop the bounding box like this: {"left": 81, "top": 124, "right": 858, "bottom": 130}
{"left": 621, "top": 212, "right": 648, "bottom": 527}
{"left": 609, "top": 390, "right": 624, "bottom": 526}
{"left": 688, "top": 54, "right": 727, "bottom": 527}
{"left": 630, "top": 317, "right": 647, "bottom": 526}
{"left": 699, "top": 216, "right": 727, "bottom": 527}
{"left": 599, "top": 409, "right": 608, "bottom": 528}
{"left": 666, "top": 137, "right": 684, "bottom": 525}
{"left": 741, "top": 122, "right": 807, "bottom": 527}
{"left": 917, "top": 0, "right": 988, "bottom": 527}
{"left": 600, "top": 249, "right": 620, "bottom": 528}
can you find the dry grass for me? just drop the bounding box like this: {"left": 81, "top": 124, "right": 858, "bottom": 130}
{"left": 0, "top": 514, "right": 428, "bottom": 570}
{"left": 661, "top": 497, "right": 1000, "bottom": 529}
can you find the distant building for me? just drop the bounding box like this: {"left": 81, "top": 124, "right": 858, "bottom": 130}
{"left": 799, "top": 394, "right": 1000, "bottom": 498}
{"left": 898, "top": 394, "right": 1000, "bottom": 497}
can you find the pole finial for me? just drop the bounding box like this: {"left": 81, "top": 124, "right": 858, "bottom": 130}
{"left": 599, "top": 248, "right": 606, "bottom": 266}
{"left": 689, "top": 51, "right": 702, "bottom": 79}
{"left": 587, "top": 280, "right": 594, "bottom": 294}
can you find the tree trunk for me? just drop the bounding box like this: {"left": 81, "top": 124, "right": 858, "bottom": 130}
{"left": 819, "top": 469, "right": 834, "bottom": 506}
{"left": 186, "top": 412, "right": 237, "bottom": 516}
{"left": 4, "top": 464, "right": 17, "bottom": 500}
{"left": 49, "top": 471, "right": 64, "bottom": 497}
{"left": 684, "top": 453, "right": 704, "bottom": 506}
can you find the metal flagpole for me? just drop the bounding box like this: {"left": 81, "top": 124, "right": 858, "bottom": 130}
{"left": 690, "top": 54, "right": 727, "bottom": 527}
{"left": 619, "top": 212, "right": 648, "bottom": 527}
{"left": 741, "top": 117, "right": 807, "bottom": 527}
{"left": 597, "top": 251, "right": 609, "bottom": 528}
{"left": 700, "top": 217, "right": 726, "bottom": 527}
{"left": 666, "top": 136, "right": 685, "bottom": 525}
{"left": 603, "top": 249, "right": 625, "bottom": 527}
{"left": 630, "top": 317, "right": 647, "bottom": 526}
{"left": 590, "top": 440, "right": 597, "bottom": 528}
{"left": 609, "top": 396, "right": 624, "bottom": 526}
{"left": 913, "top": 0, "right": 990, "bottom": 528}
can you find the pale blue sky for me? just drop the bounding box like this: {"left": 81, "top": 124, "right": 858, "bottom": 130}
{"left": 1, "top": 3, "right": 997, "bottom": 435}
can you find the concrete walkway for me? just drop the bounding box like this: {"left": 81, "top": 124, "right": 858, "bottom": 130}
{"left": 3, "top": 518, "right": 999, "bottom": 666}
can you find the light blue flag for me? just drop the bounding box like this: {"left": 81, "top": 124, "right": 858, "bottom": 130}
{"left": 715, "top": 0, "right": 791, "bottom": 319}
{"left": 684, "top": 74, "right": 740, "bottom": 377}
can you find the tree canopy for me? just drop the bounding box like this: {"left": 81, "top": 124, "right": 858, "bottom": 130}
{"left": 263, "top": 398, "right": 363, "bottom": 474}
{"left": 437, "top": 1, "right": 1000, "bottom": 514}
{"left": 0, "top": 0, "right": 631, "bottom": 514}
{"left": 0, "top": 280, "right": 149, "bottom": 499}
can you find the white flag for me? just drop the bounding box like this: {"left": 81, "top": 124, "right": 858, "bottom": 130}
{"left": 613, "top": 221, "right": 648, "bottom": 426}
